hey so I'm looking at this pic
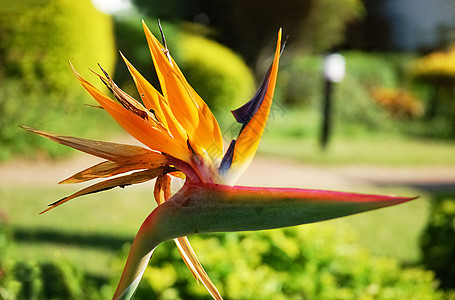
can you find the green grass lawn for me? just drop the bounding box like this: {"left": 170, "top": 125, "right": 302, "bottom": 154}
{"left": 253, "top": 108, "right": 455, "bottom": 166}
{"left": 0, "top": 184, "right": 155, "bottom": 278}
{"left": 258, "top": 135, "right": 455, "bottom": 166}
{"left": 0, "top": 183, "right": 430, "bottom": 281}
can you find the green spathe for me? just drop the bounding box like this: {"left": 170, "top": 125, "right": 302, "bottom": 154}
{"left": 113, "top": 182, "right": 414, "bottom": 299}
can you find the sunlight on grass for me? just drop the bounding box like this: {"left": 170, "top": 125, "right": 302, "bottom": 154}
{"left": 325, "top": 187, "right": 430, "bottom": 262}
{"left": 259, "top": 132, "right": 455, "bottom": 166}
{"left": 258, "top": 108, "right": 455, "bottom": 166}
{"left": 0, "top": 183, "right": 428, "bottom": 280}
{"left": 0, "top": 184, "right": 156, "bottom": 278}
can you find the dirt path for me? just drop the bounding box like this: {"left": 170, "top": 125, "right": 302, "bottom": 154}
{"left": 1, "top": 153, "right": 454, "bottom": 193}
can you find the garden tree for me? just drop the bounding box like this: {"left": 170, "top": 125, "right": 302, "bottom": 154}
{"left": 132, "top": 0, "right": 364, "bottom": 65}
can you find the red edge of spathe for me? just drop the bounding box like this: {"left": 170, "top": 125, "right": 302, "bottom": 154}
{"left": 187, "top": 182, "right": 418, "bottom": 204}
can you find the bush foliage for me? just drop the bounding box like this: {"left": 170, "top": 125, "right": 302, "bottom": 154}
{"left": 421, "top": 195, "right": 455, "bottom": 290}
{"left": 277, "top": 52, "right": 403, "bottom": 133}
{"left": 1, "top": 214, "right": 451, "bottom": 299}
{"left": 412, "top": 46, "right": 455, "bottom": 85}
{"left": 114, "top": 225, "right": 447, "bottom": 299}
{"left": 0, "top": 0, "right": 115, "bottom": 92}
{"left": 411, "top": 47, "right": 455, "bottom": 135}
{"left": 0, "top": 0, "right": 117, "bottom": 160}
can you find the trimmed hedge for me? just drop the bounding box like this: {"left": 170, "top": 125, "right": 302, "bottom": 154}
{"left": 0, "top": 0, "right": 117, "bottom": 160}
{"left": 0, "top": 0, "right": 115, "bottom": 93}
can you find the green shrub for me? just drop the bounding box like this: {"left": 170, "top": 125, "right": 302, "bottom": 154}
{"left": 179, "top": 33, "right": 255, "bottom": 117}
{"left": 0, "top": 219, "right": 20, "bottom": 300}
{"left": 299, "top": 0, "right": 364, "bottom": 52}
{"left": 0, "top": 219, "right": 89, "bottom": 299}
{"left": 276, "top": 55, "right": 323, "bottom": 107}
{"left": 113, "top": 224, "right": 448, "bottom": 299}
{"left": 0, "top": 0, "right": 118, "bottom": 160}
{"left": 0, "top": 81, "right": 116, "bottom": 161}
{"left": 0, "top": 0, "right": 115, "bottom": 93}
{"left": 10, "top": 260, "right": 102, "bottom": 299}
{"left": 421, "top": 195, "right": 455, "bottom": 290}
{"left": 0, "top": 224, "right": 104, "bottom": 299}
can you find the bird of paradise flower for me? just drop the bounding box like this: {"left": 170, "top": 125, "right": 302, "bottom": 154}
{"left": 23, "top": 21, "right": 415, "bottom": 300}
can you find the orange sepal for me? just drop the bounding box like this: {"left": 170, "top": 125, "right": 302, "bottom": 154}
{"left": 142, "top": 21, "right": 223, "bottom": 162}
{"left": 70, "top": 62, "right": 191, "bottom": 163}
{"left": 120, "top": 53, "right": 188, "bottom": 143}
{"left": 60, "top": 153, "right": 167, "bottom": 184}
{"left": 41, "top": 168, "right": 167, "bottom": 214}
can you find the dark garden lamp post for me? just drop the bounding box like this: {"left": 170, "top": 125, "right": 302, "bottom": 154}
{"left": 320, "top": 53, "right": 345, "bottom": 150}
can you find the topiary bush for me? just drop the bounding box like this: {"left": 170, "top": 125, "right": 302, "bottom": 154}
{"left": 0, "top": 0, "right": 117, "bottom": 160}
{"left": 113, "top": 224, "right": 449, "bottom": 299}
{"left": 421, "top": 194, "right": 455, "bottom": 290}
{"left": 0, "top": 0, "right": 115, "bottom": 93}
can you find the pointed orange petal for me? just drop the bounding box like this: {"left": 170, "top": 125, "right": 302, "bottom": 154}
{"left": 70, "top": 62, "right": 191, "bottom": 163}
{"left": 142, "top": 21, "right": 223, "bottom": 162}
{"left": 119, "top": 53, "right": 167, "bottom": 124}
{"left": 121, "top": 53, "right": 188, "bottom": 143}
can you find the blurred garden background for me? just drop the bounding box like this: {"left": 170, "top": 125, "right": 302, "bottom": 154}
{"left": 1, "top": 0, "right": 455, "bottom": 298}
